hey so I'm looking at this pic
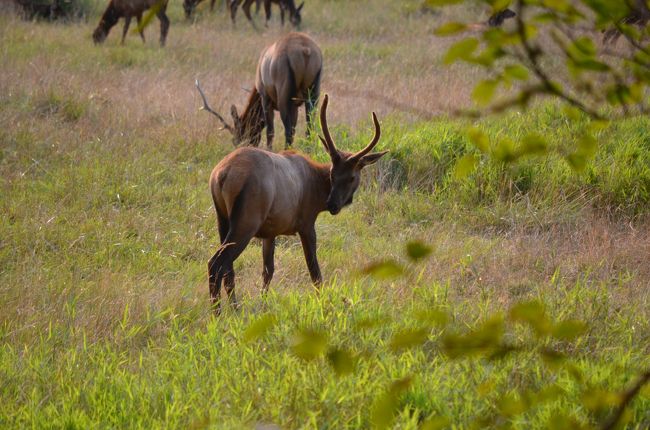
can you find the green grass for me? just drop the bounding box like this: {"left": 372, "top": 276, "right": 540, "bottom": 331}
{"left": 1, "top": 2, "right": 650, "bottom": 429}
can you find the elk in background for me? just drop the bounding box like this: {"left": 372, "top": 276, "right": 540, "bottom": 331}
{"left": 206, "top": 94, "right": 387, "bottom": 314}
{"left": 603, "top": 0, "right": 650, "bottom": 45}
{"left": 487, "top": 8, "right": 515, "bottom": 27}
{"left": 196, "top": 32, "right": 321, "bottom": 149}
{"left": 93, "top": 0, "right": 169, "bottom": 46}
{"left": 230, "top": 0, "right": 303, "bottom": 28}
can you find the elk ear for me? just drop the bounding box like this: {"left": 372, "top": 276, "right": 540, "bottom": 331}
{"left": 297, "top": 2, "right": 304, "bottom": 12}
{"left": 358, "top": 150, "right": 388, "bottom": 167}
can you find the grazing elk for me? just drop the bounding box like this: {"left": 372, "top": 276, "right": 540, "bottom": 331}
{"left": 93, "top": 0, "right": 170, "bottom": 46}
{"left": 196, "top": 32, "right": 322, "bottom": 149}
{"left": 206, "top": 94, "right": 387, "bottom": 314}
{"left": 230, "top": 0, "right": 303, "bottom": 28}
{"left": 487, "top": 8, "right": 515, "bottom": 27}
{"left": 603, "top": 0, "right": 650, "bottom": 45}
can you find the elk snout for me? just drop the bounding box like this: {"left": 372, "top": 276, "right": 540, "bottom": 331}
{"left": 326, "top": 197, "right": 341, "bottom": 215}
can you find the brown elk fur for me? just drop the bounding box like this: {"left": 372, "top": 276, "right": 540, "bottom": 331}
{"left": 93, "top": 0, "right": 169, "bottom": 46}
{"left": 206, "top": 94, "right": 387, "bottom": 314}
{"left": 196, "top": 32, "right": 322, "bottom": 149}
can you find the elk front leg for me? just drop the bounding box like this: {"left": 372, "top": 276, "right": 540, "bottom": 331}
{"left": 121, "top": 16, "right": 131, "bottom": 45}
{"left": 299, "top": 227, "right": 322, "bottom": 285}
{"left": 262, "top": 237, "right": 275, "bottom": 292}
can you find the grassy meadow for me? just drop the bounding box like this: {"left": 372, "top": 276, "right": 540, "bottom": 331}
{"left": 1, "top": 0, "right": 649, "bottom": 428}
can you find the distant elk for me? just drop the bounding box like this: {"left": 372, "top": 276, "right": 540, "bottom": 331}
{"left": 603, "top": 0, "right": 650, "bottom": 44}
{"left": 487, "top": 8, "right": 515, "bottom": 27}
{"left": 230, "top": 0, "right": 303, "bottom": 28}
{"left": 13, "top": 0, "right": 66, "bottom": 20}
{"left": 206, "top": 94, "right": 387, "bottom": 313}
{"left": 93, "top": 0, "right": 170, "bottom": 46}
{"left": 196, "top": 32, "right": 321, "bottom": 149}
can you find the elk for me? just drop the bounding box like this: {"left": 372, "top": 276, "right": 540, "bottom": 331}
{"left": 92, "top": 0, "right": 169, "bottom": 46}
{"left": 603, "top": 0, "right": 650, "bottom": 45}
{"left": 196, "top": 32, "right": 321, "bottom": 149}
{"left": 206, "top": 94, "right": 387, "bottom": 314}
{"left": 230, "top": 0, "right": 303, "bottom": 28}
{"left": 487, "top": 8, "right": 515, "bottom": 27}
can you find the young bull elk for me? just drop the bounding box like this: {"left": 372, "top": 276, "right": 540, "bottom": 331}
{"left": 93, "top": 0, "right": 170, "bottom": 46}
{"left": 196, "top": 32, "right": 321, "bottom": 149}
{"left": 207, "top": 94, "right": 387, "bottom": 314}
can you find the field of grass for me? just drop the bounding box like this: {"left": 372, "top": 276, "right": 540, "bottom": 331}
{"left": 1, "top": 0, "right": 649, "bottom": 428}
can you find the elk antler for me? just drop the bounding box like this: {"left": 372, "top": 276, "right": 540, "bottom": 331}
{"left": 195, "top": 79, "right": 234, "bottom": 133}
{"left": 350, "top": 111, "right": 381, "bottom": 162}
{"left": 319, "top": 94, "right": 340, "bottom": 161}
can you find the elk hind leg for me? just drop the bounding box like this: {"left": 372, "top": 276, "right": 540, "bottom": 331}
{"left": 305, "top": 72, "right": 321, "bottom": 137}
{"left": 157, "top": 8, "right": 170, "bottom": 46}
{"left": 136, "top": 13, "right": 145, "bottom": 43}
{"left": 280, "top": 103, "right": 298, "bottom": 149}
{"left": 262, "top": 237, "right": 275, "bottom": 292}
{"left": 121, "top": 16, "right": 131, "bottom": 45}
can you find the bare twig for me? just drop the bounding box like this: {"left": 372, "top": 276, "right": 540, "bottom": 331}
{"left": 601, "top": 370, "right": 650, "bottom": 430}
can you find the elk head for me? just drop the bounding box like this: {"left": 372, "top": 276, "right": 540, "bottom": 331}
{"left": 290, "top": 2, "right": 304, "bottom": 27}
{"left": 319, "top": 94, "right": 388, "bottom": 215}
{"left": 183, "top": 0, "right": 197, "bottom": 18}
{"left": 195, "top": 80, "right": 264, "bottom": 147}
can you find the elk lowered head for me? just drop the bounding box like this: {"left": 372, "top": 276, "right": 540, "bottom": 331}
{"left": 195, "top": 80, "right": 264, "bottom": 147}
{"left": 183, "top": 0, "right": 196, "bottom": 18}
{"left": 290, "top": 2, "right": 304, "bottom": 28}
{"left": 319, "top": 94, "right": 388, "bottom": 215}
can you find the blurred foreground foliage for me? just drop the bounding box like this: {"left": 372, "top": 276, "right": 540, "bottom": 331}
{"left": 247, "top": 242, "right": 650, "bottom": 429}
{"left": 428, "top": 0, "right": 650, "bottom": 177}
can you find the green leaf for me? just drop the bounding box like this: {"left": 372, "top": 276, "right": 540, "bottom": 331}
{"left": 243, "top": 314, "right": 277, "bottom": 342}
{"left": 504, "top": 65, "right": 529, "bottom": 81}
{"left": 582, "top": 388, "right": 621, "bottom": 412}
{"left": 327, "top": 348, "right": 356, "bottom": 376}
{"left": 290, "top": 328, "right": 328, "bottom": 361}
{"left": 442, "top": 316, "right": 504, "bottom": 358}
{"left": 413, "top": 308, "right": 448, "bottom": 326}
{"left": 509, "top": 300, "right": 551, "bottom": 336}
{"left": 406, "top": 241, "right": 432, "bottom": 261}
{"left": 420, "top": 416, "right": 450, "bottom": 430}
{"left": 363, "top": 260, "right": 404, "bottom": 279}
{"left": 444, "top": 38, "right": 479, "bottom": 64}
{"left": 472, "top": 79, "right": 499, "bottom": 106}
{"left": 468, "top": 127, "right": 490, "bottom": 153}
{"left": 497, "top": 392, "right": 529, "bottom": 417}
{"left": 370, "top": 377, "right": 413, "bottom": 429}
{"left": 434, "top": 22, "right": 467, "bottom": 36}
{"left": 134, "top": 0, "right": 165, "bottom": 34}
{"left": 551, "top": 320, "right": 586, "bottom": 340}
{"left": 520, "top": 134, "right": 548, "bottom": 155}
{"left": 389, "top": 327, "right": 430, "bottom": 351}
{"left": 453, "top": 154, "right": 479, "bottom": 179}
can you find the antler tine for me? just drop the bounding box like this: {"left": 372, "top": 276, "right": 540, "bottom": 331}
{"left": 319, "top": 94, "right": 338, "bottom": 155}
{"left": 195, "top": 79, "right": 234, "bottom": 133}
{"left": 351, "top": 112, "right": 381, "bottom": 162}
